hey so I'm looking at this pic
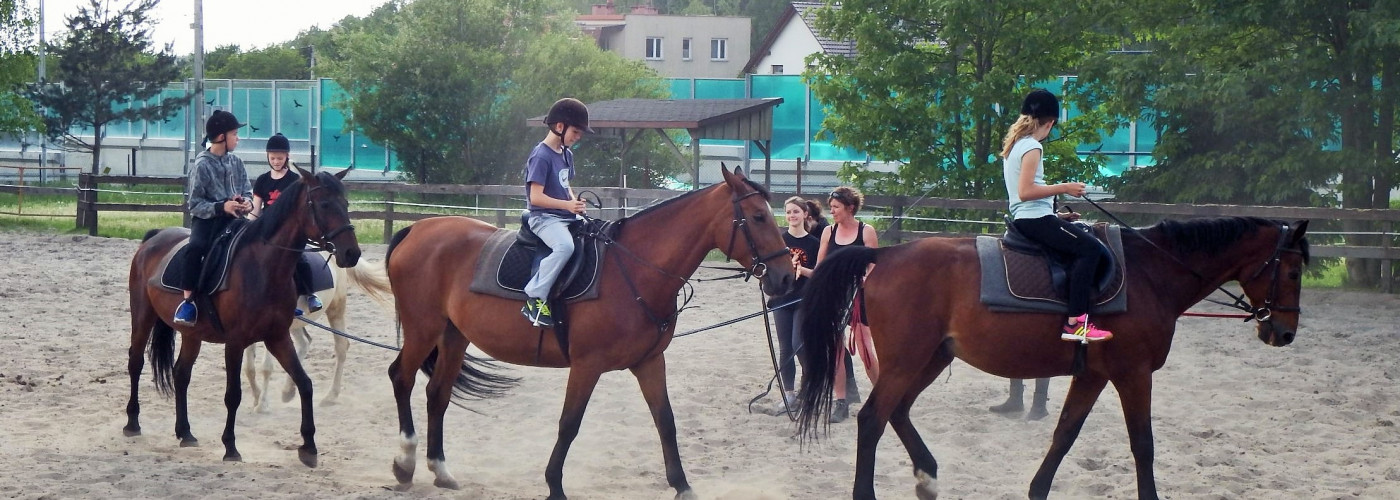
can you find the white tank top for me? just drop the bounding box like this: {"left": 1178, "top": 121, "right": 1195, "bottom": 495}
{"left": 1003, "top": 136, "right": 1054, "bottom": 219}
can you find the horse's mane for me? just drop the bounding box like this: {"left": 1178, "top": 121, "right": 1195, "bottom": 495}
{"left": 250, "top": 179, "right": 304, "bottom": 241}
{"left": 626, "top": 178, "right": 769, "bottom": 222}
{"left": 1150, "top": 216, "right": 1308, "bottom": 262}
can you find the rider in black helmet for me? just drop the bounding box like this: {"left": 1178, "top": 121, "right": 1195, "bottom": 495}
{"left": 520, "top": 98, "right": 592, "bottom": 328}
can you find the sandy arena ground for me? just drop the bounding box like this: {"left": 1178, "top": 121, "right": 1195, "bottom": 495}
{"left": 1, "top": 231, "right": 1398, "bottom": 499}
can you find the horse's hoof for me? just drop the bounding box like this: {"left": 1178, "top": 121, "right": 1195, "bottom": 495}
{"left": 546, "top": 493, "right": 567, "bottom": 500}
{"left": 299, "top": 449, "right": 318, "bottom": 468}
{"left": 433, "top": 477, "right": 460, "bottom": 490}
{"left": 179, "top": 437, "right": 199, "bottom": 448}
{"left": 280, "top": 390, "right": 296, "bottom": 403}
{"left": 391, "top": 460, "right": 414, "bottom": 484}
{"left": 675, "top": 489, "right": 699, "bottom": 500}
{"left": 915, "top": 469, "right": 938, "bottom": 500}
{"left": 223, "top": 452, "right": 242, "bottom": 462}
{"left": 122, "top": 425, "right": 141, "bottom": 437}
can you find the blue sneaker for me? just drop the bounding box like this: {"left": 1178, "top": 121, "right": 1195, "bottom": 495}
{"left": 305, "top": 294, "right": 323, "bottom": 313}
{"left": 173, "top": 299, "right": 197, "bottom": 326}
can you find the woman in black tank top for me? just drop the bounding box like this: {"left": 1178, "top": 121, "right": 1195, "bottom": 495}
{"left": 812, "top": 187, "right": 880, "bottom": 423}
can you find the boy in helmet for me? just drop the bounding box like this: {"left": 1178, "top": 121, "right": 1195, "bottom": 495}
{"left": 174, "top": 110, "right": 253, "bottom": 326}
{"left": 521, "top": 98, "right": 592, "bottom": 328}
{"left": 251, "top": 133, "right": 322, "bottom": 313}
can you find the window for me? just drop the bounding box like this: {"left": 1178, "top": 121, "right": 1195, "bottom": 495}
{"left": 771, "top": 64, "right": 784, "bottom": 75}
{"left": 682, "top": 38, "right": 692, "bottom": 60}
{"left": 645, "top": 37, "right": 663, "bottom": 60}
{"left": 710, "top": 38, "right": 728, "bottom": 61}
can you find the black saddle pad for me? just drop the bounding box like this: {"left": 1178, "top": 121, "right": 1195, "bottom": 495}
{"left": 301, "top": 251, "right": 335, "bottom": 293}
{"left": 468, "top": 218, "right": 618, "bottom": 302}
{"left": 976, "top": 223, "right": 1128, "bottom": 314}
{"left": 158, "top": 220, "right": 252, "bottom": 295}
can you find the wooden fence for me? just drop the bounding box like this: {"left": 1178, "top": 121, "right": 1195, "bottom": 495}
{"left": 63, "top": 174, "right": 1400, "bottom": 291}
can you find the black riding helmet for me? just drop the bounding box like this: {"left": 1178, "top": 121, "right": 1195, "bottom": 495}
{"left": 1021, "top": 89, "right": 1059, "bottom": 121}
{"left": 204, "top": 110, "right": 246, "bottom": 145}
{"left": 544, "top": 98, "right": 595, "bottom": 135}
{"left": 266, "top": 133, "right": 291, "bottom": 153}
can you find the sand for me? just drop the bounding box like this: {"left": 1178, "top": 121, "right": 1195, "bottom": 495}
{"left": 1, "top": 230, "right": 1398, "bottom": 499}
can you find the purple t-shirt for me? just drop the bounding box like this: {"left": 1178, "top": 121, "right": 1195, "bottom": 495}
{"left": 524, "top": 142, "right": 574, "bottom": 217}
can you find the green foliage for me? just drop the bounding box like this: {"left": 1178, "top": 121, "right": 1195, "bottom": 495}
{"left": 22, "top": 0, "right": 188, "bottom": 174}
{"left": 206, "top": 45, "right": 311, "bottom": 79}
{"left": 0, "top": 0, "right": 41, "bottom": 138}
{"left": 804, "top": 0, "right": 1118, "bottom": 200}
{"left": 325, "top": 0, "right": 671, "bottom": 185}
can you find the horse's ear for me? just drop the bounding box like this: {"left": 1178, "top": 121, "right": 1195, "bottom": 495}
{"left": 733, "top": 165, "right": 745, "bottom": 178}
{"left": 1289, "top": 220, "right": 1309, "bottom": 243}
{"left": 719, "top": 163, "right": 735, "bottom": 184}
{"left": 294, "top": 164, "right": 314, "bottom": 181}
{"left": 334, "top": 165, "right": 354, "bottom": 180}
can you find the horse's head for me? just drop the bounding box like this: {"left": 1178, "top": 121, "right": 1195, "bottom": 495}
{"left": 1238, "top": 220, "right": 1309, "bottom": 347}
{"left": 715, "top": 165, "right": 795, "bottom": 296}
{"left": 294, "top": 165, "right": 361, "bottom": 267}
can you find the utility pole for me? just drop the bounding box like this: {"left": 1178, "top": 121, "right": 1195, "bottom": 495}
{"left": 38, "top": 0, "right": 47, "bottom": 172}
{"left": 187, "top": 0, "right": 204, "bottom": 174}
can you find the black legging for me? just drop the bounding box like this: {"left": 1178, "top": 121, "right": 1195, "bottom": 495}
{"left": 770, "top": 296, "right": 805, "bottom": 391}
{"left": 295, "top": 252, "right": 316, "bottom": 296}
{"left": 1012, "top": 215, "right": 1104, "bottom": 316}
{"left": 181, "top": 215, "right": 235, "bottom": 292}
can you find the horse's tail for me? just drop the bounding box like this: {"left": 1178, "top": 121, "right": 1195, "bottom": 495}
{"left": 420, "top": 347, "right": 520, "bottom": 406}
{"left": 142, "top": 228, "right": 161, "bottom": 243}
{"left": 795, "top": 245, "right": 880, "bottom": 440}
{"left": 148, "top": 320, "right": 177, "bottom": 397}
{"left": 344, "top": 261, "right": 394, "bottom": 309}
{"left": 384, "top": 225, "right": 412, "bottom": 265}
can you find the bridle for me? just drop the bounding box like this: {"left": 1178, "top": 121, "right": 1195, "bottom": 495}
{"left": 725, "top": 190, "right": 793, "bottom": 280}
{"left": 1236, "top": 223, "right": 1304, "bottom": 323}
{"left": 299, "top": 180, "right": 355, "bottom": 254}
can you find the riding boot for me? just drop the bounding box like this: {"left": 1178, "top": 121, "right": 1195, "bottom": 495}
{"left": 989, "top": 378, "right": 1025, "bottom": 414}
{"left": 844, "top": 353, "right": 861, "bottom": 404}
{"left": 1026, "top": 378, "right": 1050, "bottom": 421}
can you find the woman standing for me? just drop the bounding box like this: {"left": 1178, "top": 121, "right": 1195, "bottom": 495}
{"left": 766, "top": 197, "right": 822, "bottom": 415}
{"left": 813, "top": 186, "right": 879, "bottom": 423}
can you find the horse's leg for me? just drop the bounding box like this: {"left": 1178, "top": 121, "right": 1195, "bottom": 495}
{"left": 221, "top": 343, "right": 246, "bottom": 462}
{"left": 241, "top": 345, "right": 266, "bottom": 412}
{"left": 282, "top": 324, "right": 311, "bottom": 403}
{"left": 423, "top": 328, "right": 470, "bottom": 490}
{"left": 1114, "top": 373, "right": 1159, "bottom": 500}
{"left": 265, "top": 332, "right": 318, "bottom": 468}
{"left": 1027, "top": 374, "right": 1109, "bottom": 500}
{"left": 124, "top": 304, "right": 158, "bottom": 436}
{"left": 851, "top": 338, "right": 950, "bottom": 500}
{"left": 173, "top": 336, "right": 203, "bottom": 447}
{"left": 322, "top": 309, "right": 350, "bottom": 405}
{"left": 545, "top": 366, "right": 604, "bottom": 500}
{"left": 629, "top": 354, "right": 694, "bottom": 500}
{"left": 388, "top": 317, "right": 443, "bottom": 486}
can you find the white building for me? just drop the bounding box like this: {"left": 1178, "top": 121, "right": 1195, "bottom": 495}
{"left": 742, "top": 1, "right": 854, "bottom": 75}
{"left": 576, "top": 2, "right": 751, "bottom": 79}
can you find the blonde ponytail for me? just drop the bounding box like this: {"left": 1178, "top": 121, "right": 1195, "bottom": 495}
{"left": 1000, "top": 115, "right": 1043, "bottom": 159}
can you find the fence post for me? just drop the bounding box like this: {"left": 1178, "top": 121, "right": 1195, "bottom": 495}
{"left": 75, "top": 173, "right": 90, "bottom": 230}
{"left": 1384, "top": 220, "right": 1393, "bottom": 294}
{"left": 888, "top": 196, "right": 905, "bottom": 244}
{"left": 795, "top": 158, "right": 803, "bottom": 195}
{"left": 496, "top": 194, "right": 509, "bottom": 228}
{"left": 382, "top": 191, "right": 396, "bottom": 243}
{"left": 85, "top": 174, "right": 98, "bottom": 236}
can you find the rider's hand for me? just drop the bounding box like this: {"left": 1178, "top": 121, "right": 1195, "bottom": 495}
{"left": 1061, "top": 182, "right": 1087, "bottom": 198}
{"left": 570, "top": 199, "right": 586, "bottom": 214}
{"left": 223, "top": 199, "right": 243, "bottom": 217}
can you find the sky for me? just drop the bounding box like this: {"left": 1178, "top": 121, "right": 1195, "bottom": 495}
{"left": 39, "top": 0, "right": 391, "bottom": 55}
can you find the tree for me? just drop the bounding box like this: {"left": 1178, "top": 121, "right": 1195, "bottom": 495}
{"left": 1084, "top": 0, "right": 1400, "bottom": 287}
{"left": 0, "top": 0, "right": 41, "bottom": 140}
{"left": 803, "top": 0, "right": 1120, "bottom": 200}
{"left": 327, "top": 0, "right": 670, "bottom": 185}
{"left": 23, "top": 0, "right": 187, "bottom": 174}
{"left": 207, "top": 45, "right": 311, "bottom": 80}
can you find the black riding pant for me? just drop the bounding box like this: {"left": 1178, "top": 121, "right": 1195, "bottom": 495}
{"left": 181, "top": 215, "right": 235, "bottom": 292}
{"left": 1012, "top": 215, "right": 1103, "bottom": 316}
{"left": 294, "top": 253, "right": 316, "bottom": 296}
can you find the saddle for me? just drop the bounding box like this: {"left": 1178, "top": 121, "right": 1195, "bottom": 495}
{"left": 155, "top": 219, "right": 251, "bottom": 295}
{"left": 300, "top": 251, "right": 336, "bottom": 293}
{"left": 466, "top": 213, "right": 617, "bottom": 303}
{"left": 975, "top": 221, "right": 1129, "bottom": 314}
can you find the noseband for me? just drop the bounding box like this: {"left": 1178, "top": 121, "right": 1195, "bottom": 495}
{"left": 725, "top": 190, "right": 791, "bottom": 280}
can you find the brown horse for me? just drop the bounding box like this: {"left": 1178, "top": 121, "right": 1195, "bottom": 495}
{"left": 382, "top": 166, "right": 794, "bottom": 499}
{"left": 795, "top": 216, "right": 1310, "bottom": 499}
{"left": 124, "top": 167, "right": 360, "bottom": 467}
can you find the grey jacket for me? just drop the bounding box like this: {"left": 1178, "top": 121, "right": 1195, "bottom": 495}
{"left": 187, "top": 149, "right": 253, "bottom": 220}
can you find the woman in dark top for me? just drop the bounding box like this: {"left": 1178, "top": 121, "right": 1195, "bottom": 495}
{"left": 813, "top": 186, "right": 879, "bottom": 423}
{"left": 251, "top": 133, "right": 321, "bottom": 313}
{"left": 765, "top": 196, "right": 822, "bottom": 415}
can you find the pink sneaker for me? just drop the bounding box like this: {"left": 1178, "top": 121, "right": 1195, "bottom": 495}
{"left": 1061, "top": 314, "right": 1113, "bottom": 342}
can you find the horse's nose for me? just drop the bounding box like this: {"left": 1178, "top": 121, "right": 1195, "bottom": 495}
{"left": 339, "top": 247, "right": 362, "bottom": 267}
{"left": 1279, "top": 330, "right": 1295, "bottom": 345}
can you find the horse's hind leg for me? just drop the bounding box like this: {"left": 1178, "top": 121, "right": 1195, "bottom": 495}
{"left": 545, "top": 365, "right": 604, "bottom": 500}
{"left": 322, "top": 309, "right": 350, "bottom": 405}
{"left": 629, "top": 354, "right": 694, "bottom": 500}
{"left": 173, "top": 337, "right": 203, "bottom": 447}
{"left": 423, "top": 327, "right": 470, "bottom": 490}
{"left": 220, "top": 344, "right": 247, "bottom": 462}
{"left": 124, "top": 304, "right": 159, "bottom": 436}
{"left": 1027, "top": 374, "right": 1109, "bottom": 500}
{"left": 882, "top": 341, "right": 955, "bottom": 500}
{"left": 265, "top": 333, "right": 318, "bottom": 468}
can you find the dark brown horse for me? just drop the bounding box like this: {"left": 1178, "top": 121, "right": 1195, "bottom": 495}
{"left": 795, "top": 216, "right": 1310, "bottom": 499}
{"left": 382, "top": 166, "right": 793, "bottom": 499}
{"left": 124, "top": 167, "right": 360, "bottom": 467}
